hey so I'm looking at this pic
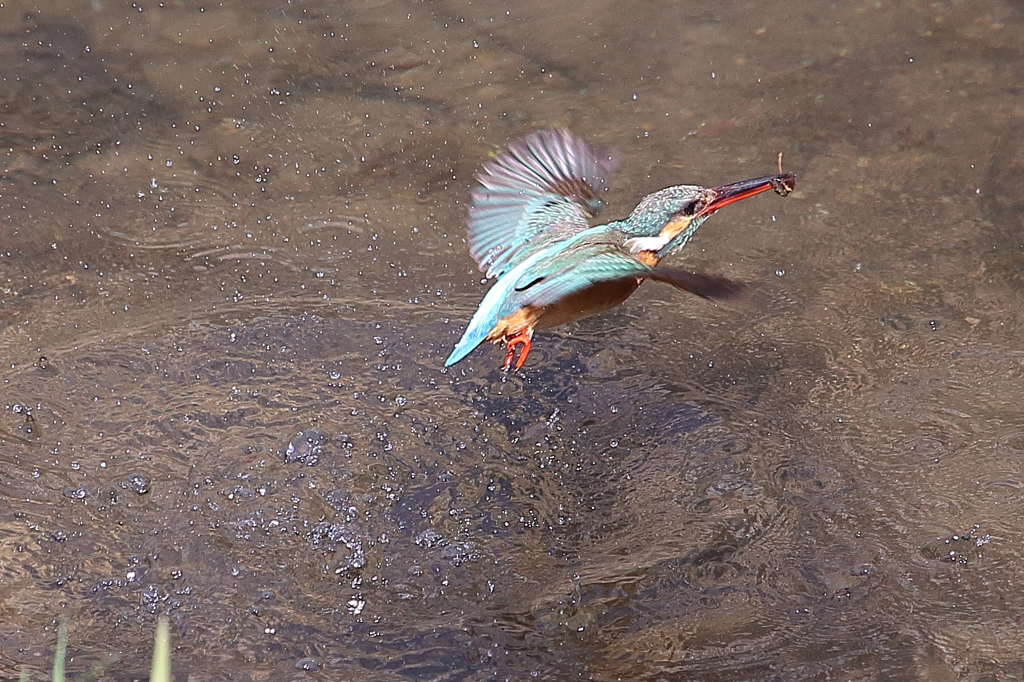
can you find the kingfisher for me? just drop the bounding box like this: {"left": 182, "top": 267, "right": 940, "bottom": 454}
{"left": 445, "top": 129, "right": 795, "bottom": 372}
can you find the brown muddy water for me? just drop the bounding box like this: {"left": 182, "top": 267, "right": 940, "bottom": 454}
{"left": 2, "top": 0, "right": 1024, "bottom": 680}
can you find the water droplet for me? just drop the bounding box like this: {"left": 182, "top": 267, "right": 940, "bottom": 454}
{"left": 285, "top": 428, "right": 328, "bottom": 464}
{"left": 125, "top": 473, "right": 151, "bottom": 494}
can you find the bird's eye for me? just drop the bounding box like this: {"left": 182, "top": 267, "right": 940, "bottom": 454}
{"left": 674, "top": 200, "right": 700, "bottom": 218}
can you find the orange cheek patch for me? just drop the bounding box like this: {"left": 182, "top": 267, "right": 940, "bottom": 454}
{"left": 658, "top": 215, "right": 693, "bottom": 241}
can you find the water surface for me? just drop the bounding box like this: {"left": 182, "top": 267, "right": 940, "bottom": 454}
{"left": 3, "top": 1, "right": 1024, "bottom": 680}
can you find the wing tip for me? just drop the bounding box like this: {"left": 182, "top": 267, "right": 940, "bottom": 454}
{"left": 475, "top": 128, "right": 616, "bottom": 199}
{"left": 650, "top": 268, "right": 748, "bottom": 300}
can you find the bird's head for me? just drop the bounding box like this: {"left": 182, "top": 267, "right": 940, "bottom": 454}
{"left": 623, "top": 174, "right": 795, "bottom": 260}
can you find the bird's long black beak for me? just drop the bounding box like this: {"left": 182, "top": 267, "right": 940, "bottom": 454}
{"left": 698, "top": 173, "right": 796, "bottom": 218}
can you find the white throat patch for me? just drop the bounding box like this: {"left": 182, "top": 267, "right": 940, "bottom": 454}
{"left": 624, "top": 235, "right": 672, "bottom": 254}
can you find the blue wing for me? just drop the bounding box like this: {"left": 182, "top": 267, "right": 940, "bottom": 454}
{"left": 445, "top": 237, "right": 744, "bottom": 367}
{"left": 513, "top": 243, "right": 652, "bottom": 308}
{"left": 514, "top": 243, "right": 746, "bottom": 308}
{"left": 468, "top": 129, "right": 618, "bottom": 278}
{"left": 444, "top": 248, "right": 552, "bottom": 367}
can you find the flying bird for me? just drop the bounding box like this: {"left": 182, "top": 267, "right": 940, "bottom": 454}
{"left": 445, "top": 129, "right": 794, "bottom": 372}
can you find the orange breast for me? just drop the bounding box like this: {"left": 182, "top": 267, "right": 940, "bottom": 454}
{"left": 485, "top": 275, "right": 645, "bottom": 344}
{"left": 485, "top": 306, "right": 542, "bottom": 344}
{"left": 532, "top": 278, "right": 642, "bottom": 331}
{"left": 636, "top": 251, "right": 660, "bottom": 266}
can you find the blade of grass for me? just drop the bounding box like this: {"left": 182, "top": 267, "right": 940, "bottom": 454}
{"left": 52, "top": 616, "right": 67, "bottom": 682}
{"left": 150, "top": 617, "right": 171, "bottom": 682}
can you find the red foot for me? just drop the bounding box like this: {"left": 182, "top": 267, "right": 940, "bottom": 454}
{"left": 502, "top": 328, "right": 534, "bottom": 372}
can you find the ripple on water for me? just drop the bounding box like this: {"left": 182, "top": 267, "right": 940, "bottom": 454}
{"left": 0, "top": 301, "right": 827, "bottom": 679}
{"left": 775, "top": 463, "right": 849, "bottom": 501}
{"left": 86, "top": 135, "right": 270, "bottom": 253}
{"left": 0, "top": 311, "right": 630, "bottom": 675}
{"left": 6, "top": 240, "right": 1024, "bottom": 680}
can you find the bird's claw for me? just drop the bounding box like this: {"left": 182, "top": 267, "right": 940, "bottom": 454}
{"left": 501, "top": 329, "right": 534, "bottom": 372}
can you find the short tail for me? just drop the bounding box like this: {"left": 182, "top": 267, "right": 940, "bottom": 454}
{"left": 444, "top": 322, "right": 492, "bottom": 367}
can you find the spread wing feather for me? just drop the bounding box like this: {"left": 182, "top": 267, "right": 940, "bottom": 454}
{"left": 468, "top": 129, "right": 617, "bottom": 278}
